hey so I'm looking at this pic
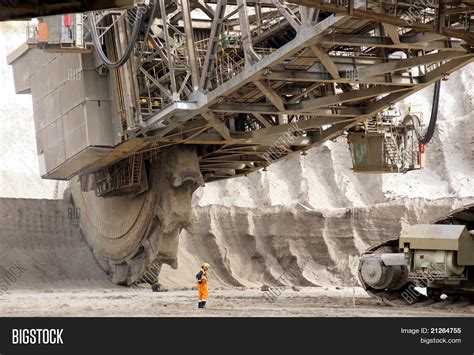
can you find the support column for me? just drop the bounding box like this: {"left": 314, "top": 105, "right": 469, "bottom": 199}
{"left": 182, "top": 0, "right": 200, "bottom": 92}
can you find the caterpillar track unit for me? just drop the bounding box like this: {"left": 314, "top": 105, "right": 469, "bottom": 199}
{"left": 359, "top": 205, "right": 474, "bottom": 304}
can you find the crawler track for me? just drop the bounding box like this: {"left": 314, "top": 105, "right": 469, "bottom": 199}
{"left": 360, "top": 205, "right": 474, "bottom": 306}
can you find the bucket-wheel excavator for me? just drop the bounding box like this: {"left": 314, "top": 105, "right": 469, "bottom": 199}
{"left": 4, "top": 0, "right": 474, "bottom": 295}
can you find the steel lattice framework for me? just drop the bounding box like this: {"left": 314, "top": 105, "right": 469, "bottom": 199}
{"left": 76, "top": 0, "right": 474, "bottom": 181}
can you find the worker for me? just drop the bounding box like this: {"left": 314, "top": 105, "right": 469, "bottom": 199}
{"left": 196, "top": 263, "right": 210, "bottom": 308}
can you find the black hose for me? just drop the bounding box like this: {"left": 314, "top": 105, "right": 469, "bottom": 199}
{"left": 88, "top": 5, "right": 149, "bottom": 69}
{"left": 408, "top": 80, "right": 441, "bottom": 145}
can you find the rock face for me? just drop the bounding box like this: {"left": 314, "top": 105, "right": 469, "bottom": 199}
{"left": 159, "top": 197, "right": 474, "bottom": 288}
{"left": 2, "top": 197, "right": 471, "bottom": 290}
{"left": 0, "top": 198, "right": 111, "bottom": 289}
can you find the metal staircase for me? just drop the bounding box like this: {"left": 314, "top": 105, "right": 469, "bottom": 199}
{"left": 383, "top": 134, "right": 402, "bottom": 170}
{"left": 95, "top": 154, "right": 144, "bottom": 197}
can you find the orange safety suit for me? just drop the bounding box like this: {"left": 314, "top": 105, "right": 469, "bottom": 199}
{"left": 196, "top": 269, "right": 208, "bottom": 301}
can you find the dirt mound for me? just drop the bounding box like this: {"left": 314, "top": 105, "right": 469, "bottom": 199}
{"left": 0, "top": 198, "right": 113, "bottom": 289}
{"left": 159, "top": 197, "right": 474, "bottom": 289}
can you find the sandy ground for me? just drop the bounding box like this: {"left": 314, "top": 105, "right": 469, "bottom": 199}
{"left": 1, "top": 287, "right": 473, "bottom": 317}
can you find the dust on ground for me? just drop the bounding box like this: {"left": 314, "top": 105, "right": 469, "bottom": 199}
{"left": 1, "top": 287, "right": 473, "bottom": 317}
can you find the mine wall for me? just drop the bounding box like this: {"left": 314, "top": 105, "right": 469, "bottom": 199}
{"left": 0, "top": 198, "right": 112, "bottom": 290}
{"left": 1, "top": 196, "right": 473, "bottom": 291}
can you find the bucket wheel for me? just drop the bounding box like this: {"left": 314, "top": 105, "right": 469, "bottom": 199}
{"left": 71, "top": 146, "right": 204, "bottom": 285}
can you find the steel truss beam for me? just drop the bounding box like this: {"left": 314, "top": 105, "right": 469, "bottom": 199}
{"left": 82, "top": 0, "right": 473, "bottom": 182}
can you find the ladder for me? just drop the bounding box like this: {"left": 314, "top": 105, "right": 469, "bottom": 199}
{"left": 130, "top": 154, "right": 143, "bottom": 185}
{"left": 383, "top": 134, "right": 402, "bottom": 169}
